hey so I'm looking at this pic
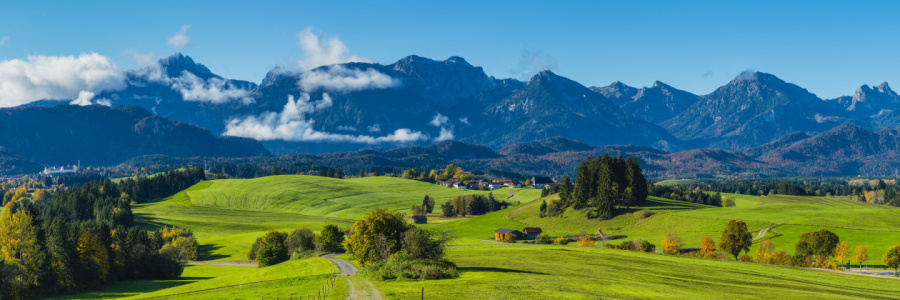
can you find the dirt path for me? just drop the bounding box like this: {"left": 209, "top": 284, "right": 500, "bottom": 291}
{"left": 322, "top": 253, "right": 382, "bottom": 300}
{"left": 753, "top": 223, "right": 783, "bottom": 241}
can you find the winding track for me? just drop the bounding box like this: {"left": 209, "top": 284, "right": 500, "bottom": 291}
{"left": 322, "top": 253, "right": 382, "bottom": 300}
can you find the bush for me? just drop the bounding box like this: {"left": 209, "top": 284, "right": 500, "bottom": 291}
{"left": 662, "top": 233, "right": 683, "bottom": 254}
{"left": 502, "top": 234, "right": 517, "bottom": 243}
{"left": 738, "top": 255, "right": 753, "bottom": 262}
{"left": 576, "top": 235, "right": 595, "bottom": 247}
{"left": 723, "top": 198, "right": 736, "bottom": 207}
{"left": 553, "top": 237, "right": 568, "bottom": 245}
{"left": 636, "top": 209, "right": 655, "bottom": 219}
{"left": 285, "top": 228, "right": 315, "bottom": 255}
{"left": 361, "top": 251, "right": 458, "bottom": 280}
{"left": 535, "top": 233, "right": 552, "bottom": 244}
{"left": 636, "top": 240, "right": 655, "bottom": 253}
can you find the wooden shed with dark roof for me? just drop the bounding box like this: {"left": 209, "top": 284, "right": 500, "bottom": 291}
{"left": 522, "top": 227, "right": 543, "bottom": 240}
{"left": 493, "top": 228, "right": 522, "bottom": 240}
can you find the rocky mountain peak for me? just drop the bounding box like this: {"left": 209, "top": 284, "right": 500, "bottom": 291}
{"left": 158, "top": 53, "right": 216, "bottom": 79}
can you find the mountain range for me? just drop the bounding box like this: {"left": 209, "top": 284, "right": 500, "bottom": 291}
{"left": 9, "top": 53, "right": 900, "bottom": 178}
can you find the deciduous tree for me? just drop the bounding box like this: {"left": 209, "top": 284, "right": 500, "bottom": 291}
{"left": 662, "top": 233, "right": 682, "bottom": 254}
{"left": 853, "top": 245, "right": 869, "bottom": 270}
{"left": 720, "top": 220, "right": 752, "bottom": 260}
{"left": 882, "top": 245, "right": 900, "bottom": 276}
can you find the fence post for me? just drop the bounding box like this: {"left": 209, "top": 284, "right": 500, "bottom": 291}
{"left": 422, "top": 286, "right": 424, "bottom": 299}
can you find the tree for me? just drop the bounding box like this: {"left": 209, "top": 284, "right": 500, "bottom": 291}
{"left": 719, "top": 220, "right": 752, "bottom": 260}
{"left": 401, "top": 227, "right": 449, "bottom": 260}
{"left": 0, "top": 209, "right": 45, "bottom": 296}
{"left": 411, "top": 205, "right": 426, "bottom": 216}
{"left": 834, "top": 241, "right": 850, "bottom": 264}
{"left": 756, "top": 239, "right": 775, "bottom": 263}
{"left": 662, "top": 233, "right": 682, "bottom": 254}
{"left": 558, "top": 176, "right": 574, "bottom": 204}
{"left": 441, "top": 201, "right": 454, "bottom": 217}
{"left": 271, "top": 166, "right": 283, "bottom": 176}
{"left": 795, "top": 229, "right": 839, "bottom": 257}
{"left": 347, "top": 208, "right": 410, "bottom": 265}
{"left": 700, "top": 237, "right": 716, "bottom": 255}
{"left": 255, "top": 230, "right": 288, "bottom": 267}
{"left": 539, "top": 200, "right": 548, "bottom": 217}
{"left": 76, "top": 231, "right": 110, "bottom": 286}
{"left": 422, "top": 196, "right": 435, "bottom": 213}
{"left": 503, "top": 233, "right": 517, "bottom": 243}
{"left": 882, "top": 245, "right": 900, "bottom": 276}
{"left": 853, "top": 245, "right": 869, "bottom": 271}
{"left": 285, "top": 228, "right": 315, "bottom": 254}
{"left": 316, "top": 224, "right": 345, "bottom": 253}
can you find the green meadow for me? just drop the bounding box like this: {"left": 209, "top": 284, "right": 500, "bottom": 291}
{"left": 64, "top": 175, "right": 900, "bottom": 299}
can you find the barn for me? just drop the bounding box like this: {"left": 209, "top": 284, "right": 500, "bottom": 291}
{"left": 522, "top": 227, "right": 543, "bottom": 240}
{"left": 493, "top": 228, "right": 522, "bottom": 240}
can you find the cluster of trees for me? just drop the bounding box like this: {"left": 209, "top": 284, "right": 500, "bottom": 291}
{"left": 412, "top": 196, "right": 436, "bottom": 216}
{"left": 117, "top": 167, "right": 206, "bottom": 203}
{"left": 551, "top": 155, "right": 647, "bottom": 220}
{"left": 440, "top": 194, "right": 507, "bottom": 217}
{"left": 0, "top": 180, "right": 192, "bottom": 299}
{"left": 347, "top": 208, "right": 456, "bottom": 280}
{"left": 248, "top": 225, "right": 344, "bottom": 267}
{"left": 658, "top": 178, "right": 900, "bottom": 207}
{"left": 648, "top": 185, "right": 723, "bottom": 206}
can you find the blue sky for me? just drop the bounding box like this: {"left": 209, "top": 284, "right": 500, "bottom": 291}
{"left": 1, "top": 0, "right": 898, "bottom": 99}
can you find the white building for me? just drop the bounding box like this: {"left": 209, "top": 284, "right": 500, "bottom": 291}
{"left": 42, "top": 164, "right": 79, "bottom": 176}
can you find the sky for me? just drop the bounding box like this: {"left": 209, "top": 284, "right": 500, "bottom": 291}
{"left": 1, "top": 0, "right": 899, "bottom": 105}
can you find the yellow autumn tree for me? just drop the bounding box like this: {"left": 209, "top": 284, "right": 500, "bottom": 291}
{"left": 700, "top": 237, "right": 716, "bottom": 255}
{"left": 577, "top": 234, "right": 595, "bottom": 247}
{"left": 755, "top": 239, "right": 775, "bottom": 263}
{"left": 76, "top": 231, "right": 110, "bottom": 284}
{"left": 834, "top": 241, "right": 850, "bottom": 264}
{"left": 662, "top": 233, "right": 683, "bottom": 254}
{"left": 0, "top": 209, "right": 45, "bottom": 289}
{"left": 853, "top": 245, "right": 869, "bottom": 270}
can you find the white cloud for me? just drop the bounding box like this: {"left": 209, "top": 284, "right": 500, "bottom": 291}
{"left": 429, "top": 112, "right": 449, "bottom": 127}
{"left": 171, "top": 71, "right": 254, "bottom": 104}
{"left": 130, "top": 51, "right": 156, "bottom": 66}
{"left": 0, "top": 36, "right": 8, "bottom": 48}
{"left": 167, "top": 25, "right": 191, "bottom": 51}
{"left": 296, "top": 28, "right": 372, "bottom": 70}
{"left": 299, "top": 65, "right": 400, "bottom": 92}
{"left": 224, "top": 93, "right": 427, "bottom": 144}
{"left": 367, "top": 124, "right": 381, "bottom": 132}
{"left": 95, "top": 98, "right": 112, "bottom": 106}
{"left": 69, "top": 91, "right": 95, "bottom": 106}
{"left": 0, "top": 53, "right": 126, "bottom": 107}
{"left": 435, "top": 127, "right": 455, "bottom": 142}
{"left": 459, "top": 117, "right": 470, "bottom": 125}
{"left": 337, "top": 125, "right": 357, "bottom": 131}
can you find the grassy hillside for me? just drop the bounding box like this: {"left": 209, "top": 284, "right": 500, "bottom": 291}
{"left": 53, "top": 257, "right": 338, "bottom": 300}
{"left": 134, "top": 176, "right": 537, "bottom": 260}
{"left": 376, "top": 245, "right": 900, "bottom": 299}
{"left": 504, "top": 192, "right": 900, "bottom": 264}
{"left": 180, "top": 175, "right": 528, "bottom": 219}
{"left": 655, "top": 179, "right": 704, "bottom": 186}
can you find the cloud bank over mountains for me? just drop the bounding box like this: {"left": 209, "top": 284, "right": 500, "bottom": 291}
{"left": 0, "top": 53, "right": 125, "bottom": 107}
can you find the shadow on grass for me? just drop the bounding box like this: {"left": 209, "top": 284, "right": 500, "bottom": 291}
{"left": 458, "top": 267, "right": 548, "bottom": 275}
{"left": 198, "top": 243, "right": 230, "bottom": 260}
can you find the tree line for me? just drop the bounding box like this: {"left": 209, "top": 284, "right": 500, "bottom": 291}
{"left": 440, "top": 193, "right": 508, "bottom": 217}
{"left": 658, "top": 178, "right": 900, "bottom": 207}
{"left": 0, "top": 178, "right": 195, "bottom": 299}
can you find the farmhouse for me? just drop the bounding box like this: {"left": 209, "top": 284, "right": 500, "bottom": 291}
{"left": 522, "top": 227, "right": 543, "bottom": 240}
{"left": 531, "top": 176, "right": 555, "bottom": 188}
{"left": 493, "top": 228, "right": 522, "bottom": 240}
{"left": 412, "top": 215, "right": 427, "bottom": 224}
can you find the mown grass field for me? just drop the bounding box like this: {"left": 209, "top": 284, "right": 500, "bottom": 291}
{"left": 133, "top": 176, "right": 536, "bottom": 260}
{"left": 654, "top": 179, "right": 704, "bottom": 186}
{"left": 53, "top": 257, "right": 339, "bottom": 300}
{"left": 68, "top": 175, "right": 900, "bottom": 299}
{"left": 375, "top": 245, "right": 900, "bottom": 299}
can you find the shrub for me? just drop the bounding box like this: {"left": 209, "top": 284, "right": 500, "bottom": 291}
{"left": 636, "top": 209, "right": 655, "bottom": 219}
{"left": 576, "top": 234, "right": 595, "bottom": 247}
{"left": 535, "top": 233, "right": 552, "bottom": 244}
{"left": 662, "top": 233, "right": 682, "bottom": 254}
{"left": 738, "top": 255, "right": 753, "bottom": 262}
{"left": 636, "top": 240, "right": 656, "bottom": 253}
{"left": 617, "top": 240, "right": 636, "bottom": 251}
{"left": 285, "top": 228, "right": 315, "bottom": 255}
{"left": 502, "top": 234, "right": 517, "bottom": 243}
{"left": 360, "top": 251, "right": 458, "bottom": 280}
{"left": 723, "top": 198, "right": 736, "bottom": 207}
{"left": 553, "top": 237, "right": 568, "bottom": 245}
